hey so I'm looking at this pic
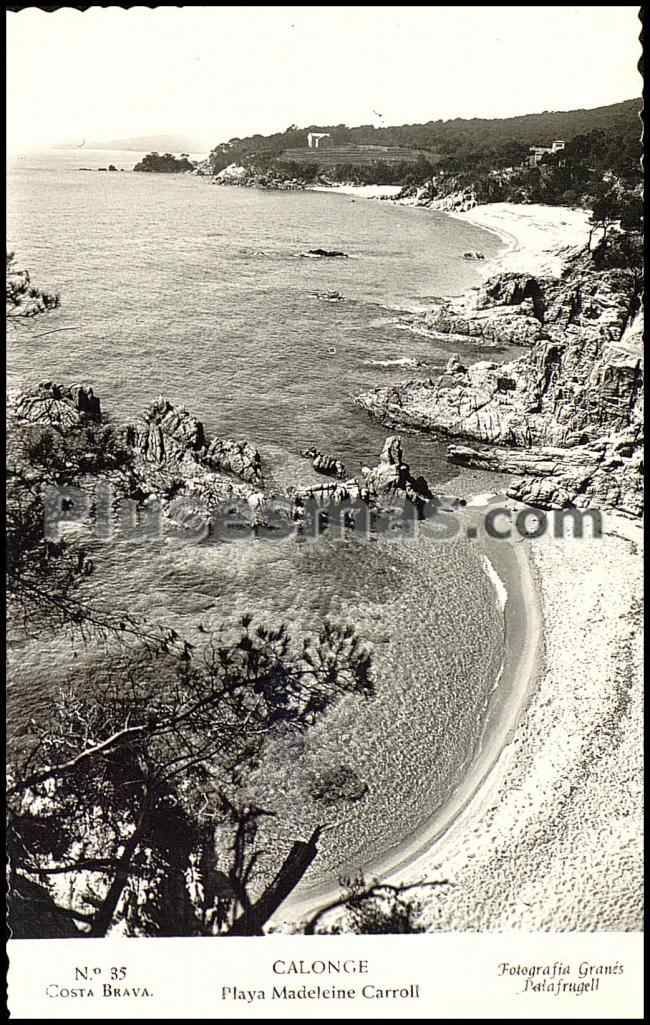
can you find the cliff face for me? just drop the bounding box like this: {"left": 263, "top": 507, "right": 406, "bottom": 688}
{"left": 355, "top": 245, "right": 644, "bottom": 515}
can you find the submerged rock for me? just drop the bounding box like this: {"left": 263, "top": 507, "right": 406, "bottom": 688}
{"left": 311, "top": 290, "right": 344, "bottom": 302}
{"left": 308, "top": 765, "right": 368, "bottom": 805}
{"left": 301, "top": 248, "right": 349, "bottom": 259}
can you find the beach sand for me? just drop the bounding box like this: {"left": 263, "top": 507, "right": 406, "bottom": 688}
{"left": 451, "top": 201, "right": 592, "bottom": 277}
{"left": 385, "top": 510, "right": 643, "bottom": 931}
{"left": 309, "top": 184, "right": 404, "bottom": 200}
{"left": 283, "top": 509, "right": 642, "bottom": 932}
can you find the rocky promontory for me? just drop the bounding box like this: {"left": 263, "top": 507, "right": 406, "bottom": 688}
{"left": 122, "top": 398, "right": 266, "bottom": 521}
{"left": 10, "top": 386, "right": 267, "bottom": 535}
{"left": 399, "top": 271, "right": 551, "bottom": 348}
{"left": 213, "top": 163, "right": 306, "bottom": 191}
{"left": 10, "top": 381, "right": 453, "bottom": 540}
{"left": 355, "top": 239, "right": 643, "bottom": 515}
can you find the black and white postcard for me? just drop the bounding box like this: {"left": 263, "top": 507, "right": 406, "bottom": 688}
{"left": 6, "top": 5, "right": 643, "bottom": 1018}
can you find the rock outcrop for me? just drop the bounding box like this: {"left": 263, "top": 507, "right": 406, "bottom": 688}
{"left": 206, "top": 438, "right": 263, "bottom": 485}
{"left": 295, "top": 435, "right": 433, "bottom": 512}
{"left": 301, "top": 249, "right": 348, "bottom": 259}
{"left": 355, "top": 246, "right": 643, "bottom": 515}
{"left": 395, "top": 169, "right": 522, "bottom": 212}
{"left": 448, "top": 425, "right": 643, "bottom": 517}
{"left": 401, "top": 271, "right": 566, "bottom": 349}
{"left": 10, "top": 380, "right": 466, "bottom": 543}
{"left": 214, "top": 163, "right": 250, "bottom": 183}
{"left": 214, "top": 162, "right": 306, "bottom": 191}
{"left": 292, "top": 478, "right": 371, "bottom": 512}
{"left": 12, "top": 382, "right": 101, "bottom": 427}
{"left": 301, "top": 447, "right": 346, "bottom": 479}
{"left": 127, "top": 398, "right": 205, "bottom": 464}
{"left": 292, "top": 436, "right": 437, "bottom": 527}
{"left": 430, "top": 187, "right": 479, "bottom": 213}
{"left": 120, "top": 398, "right": 269, "bottom": 538}
{"left": 361, "top": 435, "right": 433, "bottom": 508}
{"left": 125, "top": 399, "right": 263, "bottom": 485}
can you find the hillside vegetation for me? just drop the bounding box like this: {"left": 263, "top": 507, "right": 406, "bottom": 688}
{"left": 133, "top": 152, "right": 195, "bottom": 173}
{"left": 206, "top": 99, "right": 641, "bottom": 182}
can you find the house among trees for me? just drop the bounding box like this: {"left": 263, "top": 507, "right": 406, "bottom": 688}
{"left": 528, "top": 140, "right": 566, "bottom": 167}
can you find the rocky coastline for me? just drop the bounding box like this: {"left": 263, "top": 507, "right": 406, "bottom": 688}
{"left": 355, "top": 235, "right": 644, "bottom": 516}
{"left": 212, "top": 162, "right": 307, "bottom": 191}
{"left": 8, "top": 193, "right": 643, "bottom": 941}
{"left": 10, "top": 382, "right": 449, "bottom": 546}
{"left": 12, "top": 213, "right": 643, "bottom": 525}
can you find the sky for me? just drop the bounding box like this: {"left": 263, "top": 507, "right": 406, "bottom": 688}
{"left": 6, "top": 6, "right": 642, "bottom": 153}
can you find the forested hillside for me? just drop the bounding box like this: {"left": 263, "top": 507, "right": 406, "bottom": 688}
{"left": 207, "top": 98, "right": 642, "bottom": 182}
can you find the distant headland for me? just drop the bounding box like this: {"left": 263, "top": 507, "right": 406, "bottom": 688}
{"left": 53, "top": 133, "right": 208, "bottom": 153}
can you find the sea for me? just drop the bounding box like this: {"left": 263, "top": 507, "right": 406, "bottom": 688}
{"left": 7, "top": 149, "right": 510, "bottom": 888}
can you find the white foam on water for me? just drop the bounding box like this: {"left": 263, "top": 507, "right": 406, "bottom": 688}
{"left": 481, "top": 553, "right": 508, "bottom": 613}
{"left": 465, "top": 492, "right": 498, "bottom": 508}
{"left": 363, "top": 357, "right": 422, "bottom": 368}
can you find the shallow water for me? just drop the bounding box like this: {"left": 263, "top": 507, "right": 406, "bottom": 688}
{"left": 7, "top": 150, "right": 507, "bottom": 883}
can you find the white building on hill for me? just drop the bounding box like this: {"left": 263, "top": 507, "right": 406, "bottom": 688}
{"left": 307, "top": 132, "right": 331, "bottom": 149}
{"left": 528, "top": 140, "right": 566, "bottom": 167}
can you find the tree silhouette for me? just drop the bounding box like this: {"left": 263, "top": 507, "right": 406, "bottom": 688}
{"left": 7, "top": 617, "right": 374, "bottom": 937}
{"left": 588, "top": 188, "right": 622, "bottom": 248}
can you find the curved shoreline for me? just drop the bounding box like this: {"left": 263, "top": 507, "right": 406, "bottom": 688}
{"left": 280, "top": 525, "right": 543, "bottom": 922}
{"left": 447, "top": 208, "right": 520, "bottom": 281}
{"left": 450, "top": 201, "right": 591, "bottom": 277}
{"left": 275, "top": 200, "right": 554, "bottom": 924}
{"left": 304, "top": 186, "right": 591, "bottom": 281}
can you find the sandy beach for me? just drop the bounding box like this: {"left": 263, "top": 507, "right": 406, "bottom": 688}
{"left": 452, "top": 201, "right": 592, "bottom": 277}
{"left": 282, "top": 505, "right": 643, "bottom": 932}
{"left": 309, "top": 183, "right": 404, "bottom": 200}
{"left": 385, "top": 509, "right": 643, "bottom": 931}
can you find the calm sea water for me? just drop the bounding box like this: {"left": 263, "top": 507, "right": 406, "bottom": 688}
{"left": 7, "top": 149, "right": 507, "bottom": 480}
{"left": 7, "top": 150, "right": 507, "bottom": 884}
